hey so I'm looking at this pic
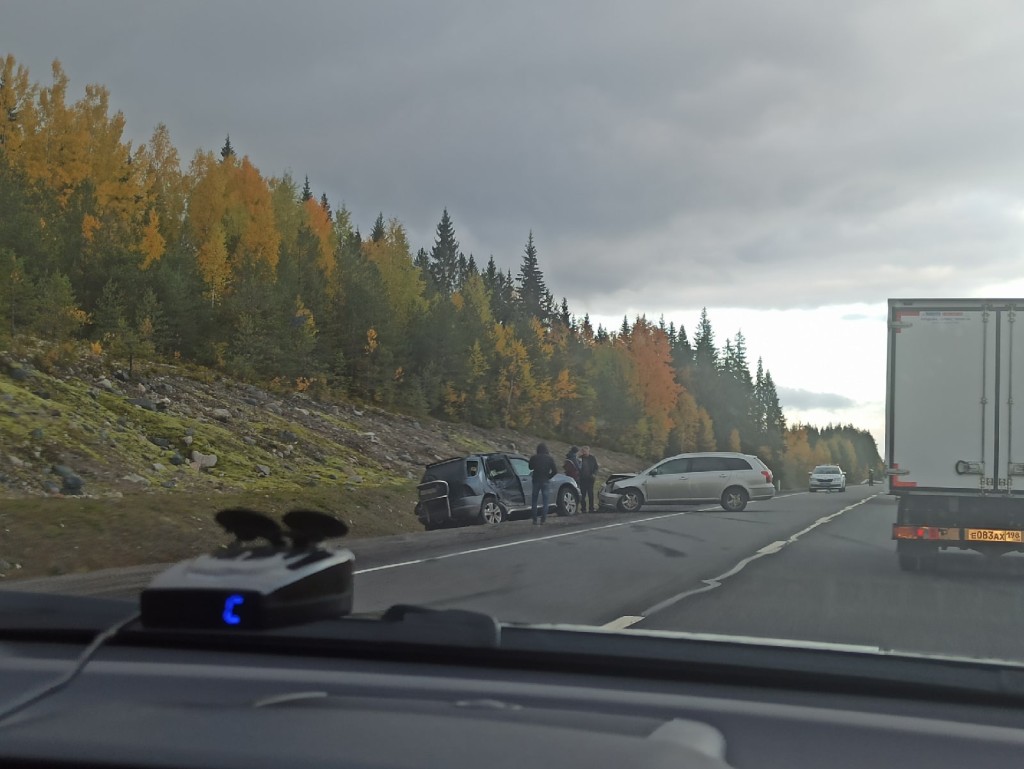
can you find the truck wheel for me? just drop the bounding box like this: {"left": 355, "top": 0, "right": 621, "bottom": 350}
{"left": 617, "top": 488, "right": 644, "bottom": 513}
{"left": 898, "top": 553, "right": 920, "bottom": 572}
{"left": 898, "top": 543, "right": 937, "bottom": 572}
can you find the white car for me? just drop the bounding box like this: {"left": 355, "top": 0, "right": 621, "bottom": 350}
{"left": 808, "top": 465, "right": 846, "bottom": 492}
{"left": 598, "top": 451, "right": 776, "bottom": 513}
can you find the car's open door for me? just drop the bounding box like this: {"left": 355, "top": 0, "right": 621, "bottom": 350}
{"left": 485, "top": 454, "right": 527, "bottom": 507}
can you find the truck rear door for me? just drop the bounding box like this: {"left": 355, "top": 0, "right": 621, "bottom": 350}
{"left": 887, "top": 300, "right": 1024, "bottom": 495}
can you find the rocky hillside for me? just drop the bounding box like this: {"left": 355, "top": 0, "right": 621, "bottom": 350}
{"left": 0, "top": 343, "right": 646, "bottom": 579}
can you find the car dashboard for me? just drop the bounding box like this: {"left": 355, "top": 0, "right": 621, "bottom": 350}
{"left": 4, "top": 596, "right": 1024, "bottom": 769}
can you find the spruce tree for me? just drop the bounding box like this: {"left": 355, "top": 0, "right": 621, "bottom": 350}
{"left": 429, "top": 208, "right": 460, "bottom": 296}
{"left": 369, "top": 213, "right": 386, "bottom": 243}
{"left": 220, "top": 135, "right": 235, "bottom": 161}
{"left": 515, "top": 231, "right": 551, "bottom": 321}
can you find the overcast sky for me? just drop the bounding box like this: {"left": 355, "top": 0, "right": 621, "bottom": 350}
{"left": 7, "top": 1, "right": 1024, "bottom": 447}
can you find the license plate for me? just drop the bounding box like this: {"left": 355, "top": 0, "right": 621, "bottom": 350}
{"left": 966, "top": 528, "right": 1023, "bottom": 543}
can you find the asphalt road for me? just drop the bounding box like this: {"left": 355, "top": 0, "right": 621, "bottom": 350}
{"left": 10, "top": 484, "right": 1024, "bottom": 662}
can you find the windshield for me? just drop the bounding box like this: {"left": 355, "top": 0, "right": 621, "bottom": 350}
{"left": 5, "top": 2, "right": 1024, "bottom": 669}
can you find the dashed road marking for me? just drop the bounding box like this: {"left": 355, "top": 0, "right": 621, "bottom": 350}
{"left": 638, "top": 494, "right": 881, "bottom": 619}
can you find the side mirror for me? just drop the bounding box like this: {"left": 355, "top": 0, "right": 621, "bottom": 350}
{"left": 649, "top": 468, "right": 659, "bottom": 477}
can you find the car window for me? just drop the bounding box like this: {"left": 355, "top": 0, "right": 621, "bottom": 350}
{"left": 486, "top": 457, "right": 513, "bottom": 480}
{"left": 689, "top": 457, "right": 730, "bottom": 472}
{"left": 654, "top": 458, "right": 690, "bottom": 474}
{"left": 508, "top": 457, "right": 531, "bottom": 476}
{"left": 723, "top": 458, "right": 752, "bottom": 471}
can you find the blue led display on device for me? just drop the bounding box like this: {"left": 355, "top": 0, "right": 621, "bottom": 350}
{"left": 222, "top": 594, "right": 245, "bottom": 626}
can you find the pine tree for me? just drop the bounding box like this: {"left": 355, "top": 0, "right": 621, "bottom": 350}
{"left": 619, "top": 315, "right": 631, "bottom": 338}
{"left": 515, "top": 231, "right": 550, "bottom": 321}
{"left": 428, "top": 208, "right": 460, "bottom": 296}
{"left": 301, "top": 175, "right": 312, "bottom": 202}
{"left": 414, "top": 247, "right": 431, "bottom": 277}
{"left": 319, "top": 192, "right": 331, "bottom": 218}
{"left": 482, "top": 256, "right": 514, "bottom": 325}
{"left": 673, "top": 324, "right": 693, "bottom": 369}
{"left": 370, "top": 213, "right": 386, "bottom": 243}
{"left": 754, "top": 357, "right": 767, "bottom": 435}
{"left": 558, "top": 298, "right": 572, "bottom": 327}
{"left": 220, "top": 135, "right": 234, "bottom": 162}
{"left": 693, "top": 307, "right": 717, "bottom": 368}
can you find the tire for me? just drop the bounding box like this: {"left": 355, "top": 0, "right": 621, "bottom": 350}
{"left": 840, "top": 485, "right": 847, "bottom": 492}
{"left": 898, "top": 553, "right": 919, "bottom": 572}
{"left": 616, "top": 488, "right": 644, "bottom": 513}
{"left": 477, "top": 497, "right": 505, "bottom": 525}
{"left": 809, "top": 488, "right": 817, "bottom": 493}
{"left": 557, "top": 486, "right": 580, "bottom": 516}
{"left": 721, "top": 486, "right": 749, "bottom": 512}
{"left": 897, "top": 542, "right": 937, "bottom": 572}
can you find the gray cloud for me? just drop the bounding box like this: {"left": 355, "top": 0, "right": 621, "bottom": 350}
{"left": 6, "top": 1, "right": 1024, "bottom": 313}
{"left": 777, "top": 387, "right": 858, "bottom": 411}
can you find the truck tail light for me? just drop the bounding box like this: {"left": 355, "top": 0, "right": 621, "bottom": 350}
{"left": 893, "top": 525, "right": 942, "bottom": 540}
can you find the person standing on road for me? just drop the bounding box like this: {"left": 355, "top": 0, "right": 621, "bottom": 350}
{"left": 579, "top": 445, "right": 599, "bottom": 513}
{"left": 563, "top": 446, "right": 581, "bottom": 482}
{"left": 529, "top": 442, "right": 557, "bottom": 525}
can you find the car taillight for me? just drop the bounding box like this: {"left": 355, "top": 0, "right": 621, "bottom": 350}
{"left": 761, "top": 470, "right": 772, "bottom": 483}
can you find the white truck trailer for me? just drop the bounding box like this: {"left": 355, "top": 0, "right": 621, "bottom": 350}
{"left": 888, "top": 298, "right": 1024, "bottom": 570}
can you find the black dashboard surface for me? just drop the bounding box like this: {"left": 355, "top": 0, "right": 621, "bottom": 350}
{"left": 4, "top": 622, "right": 1024, "bottom": 769}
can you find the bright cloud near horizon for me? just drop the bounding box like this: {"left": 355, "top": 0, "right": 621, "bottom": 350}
{"left": 8, "top": 1, "right": 1024, "bottom": 454}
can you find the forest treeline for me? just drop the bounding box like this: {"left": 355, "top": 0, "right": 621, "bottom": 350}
{"left": 0, "top": 55, "right": 881, "bottom": 485}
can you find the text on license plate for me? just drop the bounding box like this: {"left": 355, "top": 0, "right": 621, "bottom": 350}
{"left": 966, "top": 528, "right": 1024, "bottom": 543}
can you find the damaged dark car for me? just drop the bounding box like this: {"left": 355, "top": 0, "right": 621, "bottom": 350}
{"left": 415, "top": 452, "right": 581, "bottom": 529}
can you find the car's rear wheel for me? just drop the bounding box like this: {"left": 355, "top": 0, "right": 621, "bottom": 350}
{"left": 617, "top": 488, "right": 644, "bottom": 513}
{"left": 477, "top": 497, "right": 505, "bottom": 525}
{"left": 721, "top": 486, "right": 749, "bottom": 512}
{"left": 557, "top": 486, "right": 580, "bottom": 516}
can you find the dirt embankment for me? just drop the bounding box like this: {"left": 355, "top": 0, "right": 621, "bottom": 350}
{"left": 0, "top": 348, "right": 646, "bottom": 580}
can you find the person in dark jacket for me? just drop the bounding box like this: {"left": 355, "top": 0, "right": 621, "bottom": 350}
{"left": 528, "top": 442, "right": 557, "bottom": 524}
{"left": 579, "top": 445, "right": 599, "bottom": 513}
{"left": 563, "top": 446, "right": 581, "bottom": 482}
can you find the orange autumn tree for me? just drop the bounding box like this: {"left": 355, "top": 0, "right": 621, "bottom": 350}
{"left": 624, "top": 316, "right": 682, "bottom": 457}
{"left": 302, "top": 196, "right": 336, "bottom": 280}
{"left": 187, "top": 150, "right": 280, "bottom": 301}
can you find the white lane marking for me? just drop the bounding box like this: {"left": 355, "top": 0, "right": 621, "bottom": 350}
{"left": 355, "top": 490, "right": 856, "bottom": 575}
{"left": 603, "top": 615, "right": 646, "bottom": 630}
{"left": 640, "top": 494, "right": 881, "bottom": 618}
{"left": 354, "top": 511, "right": 694, "bottom": 574}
